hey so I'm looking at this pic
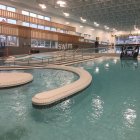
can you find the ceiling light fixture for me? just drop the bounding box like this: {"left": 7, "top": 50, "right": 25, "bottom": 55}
{"left": 113, "top": 28, "right": 117, "bottom": 32}
{"left": 104, "top": 25, "right": 109, "bottom": 30}
{"left": 134, "top": 25, "right": 139, "bottom": 31}
{"left": 63, "top": 12, "right": 69, "bottom": 17}
{"left": 94, "top": 22, "right": 99, "bottom": 27}
{"left": 39, "top": 4, "right": 46, "bottom": 9}
{"left": 91, "top": 28, "right": 95, "bottom": 31}
{"left": 57, "top": 1, "right": 66, "bottom": 7}
{"left": 80, "top": 26, "right": 83, "bottom": 28}
{"left": 80, "top": 17, "right": 86, "bottom": 22}
{"left": 66, "top": 22, "right": 70, "bottom": 25}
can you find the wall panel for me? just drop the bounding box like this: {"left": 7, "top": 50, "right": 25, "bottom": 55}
{"left": 0, "top": 9, "right": 76, "bottom": 32}
{"left": 0, "top": 22, "right": 80, "bottom": 43}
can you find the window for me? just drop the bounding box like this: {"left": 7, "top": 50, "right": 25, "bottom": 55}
{"left": 22, "top": 10, "right": 29, "bottom": 16}
{"left": 7, "top": 19, "right": 16, "bottom": 24}
{"left": 51, "top": 27, "right": 56, "bottom": 32}
{"left": 31, "top": 39, "right": 38, "bottom": 47}
{"left": 45, "top": 26, "right": 51, "bottom": 31}
{"left": 0, "top": 4, "right": 6, "bottom": 10}
{"left": 0, "top": 35, "right": 6, "bottom": 43}
{"left": 30, "top": 13, "right": 36, "bottom": 18}
{"left": 7, "top": 6, "right": 16, "bottom": 12}
{"left": 0, "top": 17, "right": 6, "bottom": 22}
{"left": 45, "top": 40, "right": 51, "bottom": 48}
{"left": 30, "top": 23, "right": 37, "bottom": 28}
{"left": 45, "top": 16, "right": 51, "bottom": 21}
{"left": 38, "top": 15, "right": 44, "bottom": 19}
{"left": 38, "top": 40, "right": 45, "bottom": 48}
{"left": 22, "top": 22, "right": 30, "bottom": 27}
{"left": 7, "top": 36, "right": 18, "bottom": 46}
{"left": 60, "top": 30, "right": 64, "bottom": 33}
{"left": 51, "top": 41, "right": 56, "bottom": 48}
{"left": 38, "top": 25, "right": 44, "bottom": 30}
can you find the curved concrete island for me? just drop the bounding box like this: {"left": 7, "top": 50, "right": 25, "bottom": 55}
{"left": 0, "top": 73, "right": 33, "bottom": 88}
{"left": 32, "top": 65, "right": 92, "bottom": 106}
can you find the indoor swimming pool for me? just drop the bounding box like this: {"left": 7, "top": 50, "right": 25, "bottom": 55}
{"left": 0, "top": 58, "right": 140, "bottom": 140}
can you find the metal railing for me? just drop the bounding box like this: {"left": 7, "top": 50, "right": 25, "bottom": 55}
{"left": 1, "top": 46, "right": 113, "bottom": 66}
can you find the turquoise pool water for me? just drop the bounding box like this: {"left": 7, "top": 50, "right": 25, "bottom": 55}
{"left": 0, "top": 58, "right": 140, "bottom": 140}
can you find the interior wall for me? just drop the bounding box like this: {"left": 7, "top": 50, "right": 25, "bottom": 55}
{"left": 8, "top": 46, "right": 30, "bottom": 55}
{"left": 52, "top": 17, "right": 112, "bottom": 43}
{"left": 0, "top": 1, "right": 113, "bottom": 44}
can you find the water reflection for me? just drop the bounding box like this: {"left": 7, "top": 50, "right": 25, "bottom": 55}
{"left": 121, "top": 59, "right": 138, "bottom": 69}
{"left": 31, "top": 99, "right": 73, "bottom": 125}
{"left": 123, "top": 108, "right": 137, "bottom": 128}
{"left": 88, "top": 95, "right": 104, "bottom": 123}
{"left": 95, "top": 67, "right": 99, "bottom": 73}
{"left": 104, "top": 63, "right": 110, "bottom": 70}
{"left": 113, "top": 59, "right": 118, "bottom": 64}
{"left": 122, "top": 97, "right": 137, "bottom": 129}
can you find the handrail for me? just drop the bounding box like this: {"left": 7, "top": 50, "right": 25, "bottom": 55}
{"left": 74, "top": 47, "right": 80, "bottom": 54}
{"left": 3, "top": 46, "right": 111, "bottom": 66}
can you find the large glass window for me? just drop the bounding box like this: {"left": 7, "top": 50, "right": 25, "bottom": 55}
{"left": 51, "top": 27, "right": 56, "bottom": 32}
{"left": 0, "top": 35, "right": 18, "bottom": 46}
{"left": 30, "top": 13, "right": 36, "bottom": 18}
{"left": 0, "top": 4, "right": 6, "bottom": 10}
{"left": 38, "top": 15, "right": 44, "bottom": 19}
{"left": 0, "top": 5, "right": 16, "bottom": 24}
{"left": 7, "top": 19, "right": 16, "bottom": 24}
{"left": 0, "top": 17, "right": 6, "bottom": 22}
{"left": 51, "top": 41, "right": 56, "bottom": 48}
{"left": 7, "top": 36, "right": 18, "bottom": 46}
{"left": 7, "top": 6, "right": 16, "bottom": 12}
{"left": 31, "top": 39, "right": 38, "bottom": 47}
{"left": 45, "top": 16, "right": 51, "bottom": 21}
{"left": 31, "top": 40, "right": 55, "bottom": 48}
{"left": 38, "top": 40, "right": 45, "bottom": 48}
{"left": 38, "top": 25, "right": 44, "bottom": 30}
{"left": 0, "top": 35, "right": 6, "bottom": 43}
{"left": 45, "top": 40, "right": 51, "bottom": 48}
{"left": 22, "top": 10, "right": 29, "bottom": 16}
{"left": 45, "top": 26, "right": 51, "bottom": 31}
{"left": 60, "top": 29, "right": 64, "bottom": 33}
{"left": 22, "top": 22, "right": 30, "bottom": 27}
{"left": 30, "top": 23, "right": 37, "bottom": 28}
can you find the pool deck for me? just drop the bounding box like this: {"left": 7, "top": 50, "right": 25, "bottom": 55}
{"left": 0, "top": 73, "right": 33, "bottom": 88}
{"left": 32, "top": 65, "right": 92, "bottom": 106}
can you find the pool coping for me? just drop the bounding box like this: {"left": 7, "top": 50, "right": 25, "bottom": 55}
{"left": 0, "top": 64, "right": 92, "bottom": 106}
{"left": 0, "top": 73, "right": 33, "bottom": 88}
{"left": 32, "top": 65, "right": 92, "bottom": 106}
{"left": 0, "top": 56, "right": 121, "bottom": 106}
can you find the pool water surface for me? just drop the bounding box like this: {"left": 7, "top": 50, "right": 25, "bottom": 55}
{"left": 0, "top": 58, "right": 140, "bottom": 140}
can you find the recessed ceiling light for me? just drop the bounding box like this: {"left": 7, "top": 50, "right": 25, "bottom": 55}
{"left": 80, "top": 26, "right": 83, "bottom": 28}
{"left": 94, "top": 22, "right": 99, "bottom": 27}
{"left": 63, "top": 12, "right": 69, "bottom": 17}
{"left": 39, "top": 4, "right": 46, "bottom": 9}
{"left": 80, "top": 17, "right": 86, "bottom": 22}
{"left": 134, "top": 25, "right": 139, "bottom": 31}
{"left": 66, "top": 22, "right": 70, "bottom": 25}
{"left": 104, "top": 25, "right": 109, "bottom": 30}
{"left": 57, "top": 1, "right": 66, "bottom": 7}
{"left": 113, "top": 28, "right": 117, "bottom": 32}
